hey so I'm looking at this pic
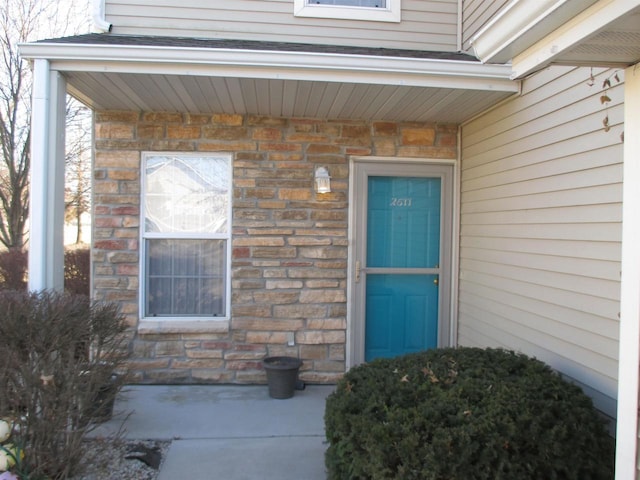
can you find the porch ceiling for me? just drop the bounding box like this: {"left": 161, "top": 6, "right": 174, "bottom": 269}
{"left": 19, "top": 35, "right": 519, "bottom": 124}
{"left": 63, "top": 72, "right": 515, "bottom": 124}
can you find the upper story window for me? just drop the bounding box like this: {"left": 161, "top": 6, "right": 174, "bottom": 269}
{"left": 294, "top": 0, "right": 400, "bottom": 22}
{"left": 140, "top": 153, "right": 232, "bottom": 320}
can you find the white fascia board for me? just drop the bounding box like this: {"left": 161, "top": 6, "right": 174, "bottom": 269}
{"left": 19, "top": 42, "right": 519, "bottom": 93}
{"left": 511, "top": 0, "right": 640, "bottom": 79}
{"left": 470, "top": 0, "right": 598, "bottom": 64}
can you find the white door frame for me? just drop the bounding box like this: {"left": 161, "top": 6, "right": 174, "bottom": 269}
{"left": 346, "top": 156, "right": 457, "bottom": 368}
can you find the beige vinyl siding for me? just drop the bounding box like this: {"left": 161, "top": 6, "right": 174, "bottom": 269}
{"left": 459, "top": 65, "right": 624, "bottom": 417}
{"left": 104, "top": 0, "right": 458, "bottom": 51}
{"left": 461, "top": 0, "right": 509, "bottom": 52}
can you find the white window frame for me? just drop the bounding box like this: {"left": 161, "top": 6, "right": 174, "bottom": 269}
{"left": 294, "top": 0, "right": 401, "bottom": 22}
{"left": 139, "top": 152, "right": 232, "bottom": 324}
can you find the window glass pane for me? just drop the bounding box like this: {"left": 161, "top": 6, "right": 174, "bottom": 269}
{"left": 145, "top": 239, "right": 226, "bottom": 317}
{"left": 308, "top": 0, "right": 386, "bottom": 6}
{"left": 145, "top": 155, "right": 229, "bottom": 234}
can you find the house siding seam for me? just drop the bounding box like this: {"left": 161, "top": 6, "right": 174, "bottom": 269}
{"left": 92, "top": 111, "right": 457, "bottom": 384}
{"left": 459, "top": 65, "right": 624, "bottom": 418}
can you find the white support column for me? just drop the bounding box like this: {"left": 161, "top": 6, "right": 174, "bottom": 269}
{"left": 616, "top": 63, "right": 640, "bottom": 480}
{"left": 28, "top": 59, "right": 66, "bottom": 292}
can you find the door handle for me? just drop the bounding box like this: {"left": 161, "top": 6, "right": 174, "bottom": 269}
{"left": 355, "top": 260, "right": 361, "bottom": 283}
{"left": 434, "top": 277, "right": 439, "bottom": 286}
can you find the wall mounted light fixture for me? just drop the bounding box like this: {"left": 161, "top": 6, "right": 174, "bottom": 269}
{"left": 314, "top": 166, "right": 331, "bottom": 193}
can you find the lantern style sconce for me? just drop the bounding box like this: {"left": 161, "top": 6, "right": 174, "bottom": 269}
{"left": 314, "top": 166, "right": 331, "bottom": 193}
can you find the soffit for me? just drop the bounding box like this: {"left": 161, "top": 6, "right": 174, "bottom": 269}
{"left": 471, "top": 0, "right": 640, "bottom": 79}
{"left": 512, "top": 3, "right": 640, "bottom": 77}
{"left": 20, "top": 35, "right": 518, "bottom": 124}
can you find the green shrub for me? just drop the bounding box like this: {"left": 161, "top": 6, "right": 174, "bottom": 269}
{"left": 325, "top": 347, "right": 614, "bottom": 480}
{"left": 0, "top": 290, "right": 130, "bottom": 479}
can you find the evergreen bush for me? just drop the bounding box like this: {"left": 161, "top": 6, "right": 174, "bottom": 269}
{"left": 325, "top": 347, "right": 614, "bottom": 480}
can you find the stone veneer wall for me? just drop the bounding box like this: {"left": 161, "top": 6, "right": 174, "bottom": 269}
{"left": 93, "top": 111, "right": 458, "bottom": 384}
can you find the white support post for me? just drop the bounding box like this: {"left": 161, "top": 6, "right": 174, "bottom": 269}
{"left": 28, "top": 59, "right": 66, "bottom": 292}
{"left": 616, "top": 63, "right": 640, "bottom": 480}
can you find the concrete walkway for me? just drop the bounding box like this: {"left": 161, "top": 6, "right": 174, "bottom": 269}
{"left": 92, "top": 384, "right": 334, "bottom": 479}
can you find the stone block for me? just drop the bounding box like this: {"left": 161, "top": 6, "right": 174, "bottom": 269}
{"left": 307, "top": 318, "right": 347, "bottom": 330}
{"left": 273, "top": 305, "right": 327, "bottom": 319}
{"left": 167, "top": 125, "right": 201, "bottom": 139}
{"left": 224, "top": 350, "right": 267, "bottom": 361}
{"left": 247, "top": 115, "right": 287, "bottom": 126}
{"left": 96, "top": 111, "right": 140, "bottom": 122}
{"left": 373, "top": 121, "right": 398, "bottom": 136}
{"left": 142, "top": 112, "right": 183, "bottom": 123}
{"left": 245, "top": 331, "right": 289, "bottom": 344}
{"left": 299, "top": 290, "right": 347, "bottom": 303}
{"left": 232, "top": 318, "right": 305, "bottom": 331}
{"left": 252, "top": 247, "right": 297, "bottom": 258}
{"left": 253, "top": 291, "right": 300, "bottom": 304}
{"left": 287, "top": 237, "right": 332, "bottom": 246}
{"left": 234, "top": 371, "right": 267, "bottom": 383}
{"left": 232, "top": 305, "right": 272, "bottom": 317}
{"left": 300, "top": 345, "right": 328, "bottom": 360}
{"left": 329, "top": 344, "right": 346, "bottom": 361}
{"left": 172, "top": 359, "right": 225, "bottom": 369}
{"left": 185, "top": 114, "right": 211, "bottom": 124}
{"left": 186, "top": 349, "right": 224, "bottom": 359}
{"left": 300, "top": 247, "right": 347, "bottom": 259}
{"left": 155, "top": 341, "right": 185, "bottom": 356}
{"left": 233, "top": 237, "right": 284, "bottom": 247}
{"left": 252, "top": 127, "right": 282, "bottom": 141}
{"left": 226, "top": 360, "right": 263, "bottom": 371}
{"left": 313, "top": 360, "right": 345, "bottom": 372}
{"left": 212, "top": 113, "right": 244, "bottom": 126}
{"left": 266, "top": 345, "right": 300, "bottom": 357}
{"left": 199, "top": 141, "right": 256, "bottom": 151}
{"left": 265, "top": 279, "right": 303, "bottom": 290}
{"left": 242, "top": 187, "right": 277, "bottom": 199}
{"left": 203, "top": 126, "right": 248, "bottom": 140}
{"left": 295, "top": 330, "right": 345, "bottom": 344}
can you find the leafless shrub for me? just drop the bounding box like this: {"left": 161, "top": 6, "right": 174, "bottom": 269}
{"left": 64, "top": 248, "right": 90, "bottom": 296}
{"left": 0, "top": 247, "right": 91, "bottom": 295}
{"left": 0, "top": 290, "right": 130, "bottom": 479}
{"left": 0, "top": 248, "right": 27, "bottom": 290}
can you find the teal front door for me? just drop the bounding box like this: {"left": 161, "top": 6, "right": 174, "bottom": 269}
{"left": 351, "top": 161, "right": 453, "bottom": 365}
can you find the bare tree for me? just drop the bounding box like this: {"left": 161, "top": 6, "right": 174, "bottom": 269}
{"left": 0, "top": 0, "right": 90, "bottom": 250}
{"left": 65, "top": 103, "right": 92, "bottom": 244}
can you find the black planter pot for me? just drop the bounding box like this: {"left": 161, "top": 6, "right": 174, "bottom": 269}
{"left": 262, "top": 356, "right": 303, "bottom": 399}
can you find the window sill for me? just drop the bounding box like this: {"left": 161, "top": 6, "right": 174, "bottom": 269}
{"left": 138, "top": 318, "right": 230, "bottom": 335}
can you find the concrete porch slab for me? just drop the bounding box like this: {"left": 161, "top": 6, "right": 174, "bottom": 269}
{"left": 92, "top": 384, "right": 335, "bottom": 479}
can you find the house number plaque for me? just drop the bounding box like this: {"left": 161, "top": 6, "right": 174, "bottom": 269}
{"left": 390, "top": 197, "right": 412, "bottom": 207}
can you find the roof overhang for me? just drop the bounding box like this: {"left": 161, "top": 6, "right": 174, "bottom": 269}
{"left": 470, "top": 0, "right": 600, "bottom": 65}
{"left": 511, "top": 0, "right": 640, "bottom": 78}
{"left": 19, "top": 37, "right": 519, "bottom": 123}
{"left": 471, "top": 0, "right": 640, "bottom": 79}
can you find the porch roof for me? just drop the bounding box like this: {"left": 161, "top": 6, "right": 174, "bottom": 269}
{"left": 19, "top": 34, "right": 518, "bottom": 123}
